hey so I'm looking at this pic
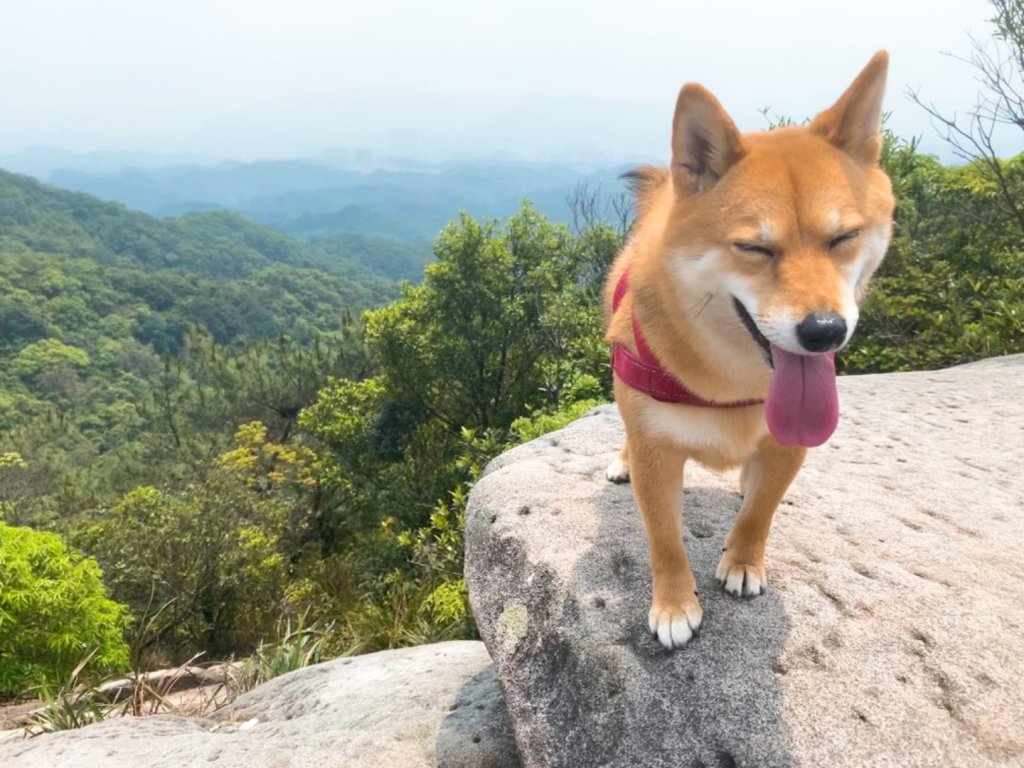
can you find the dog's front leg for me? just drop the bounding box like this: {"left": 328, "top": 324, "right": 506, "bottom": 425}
{"left": 717, "top": 439, "right": 806, "bottom": 596}
{"left": 629, "top": 437, "right": 702, "bottom": 648}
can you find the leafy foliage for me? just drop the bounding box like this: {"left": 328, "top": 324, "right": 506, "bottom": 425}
{"left": 366, "top": 205, "right": 611, "bottom": 430}
{"left": 72, "top": 423, "right": 318, "bottom": 662}
{"left": 842, "top": 135, "right": 1024, "bottom": 372}
{"left": 0, "top": 168, "right": 394, "bottom": 534}
{"left": 297, "top": 204, "right": 623, "bottom": 655}
{"left": 23, "top": 651, "right": 114, "bottom": 734}
{"left": 235, "top": 614, "right": 332, "bottom": 692}
{"left": 0, "top": 523, "right": 129, "bottom": 697}
{"left": 907, "top": 0, "right": 1024, "bottom": 235}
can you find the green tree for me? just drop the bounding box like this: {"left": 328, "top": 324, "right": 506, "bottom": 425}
{"left": 366, "top": 204, "right": 609, "bottom": 432}
{"left": 0, "top": 523, "right": 129, "bottom": 697}
{"left": 10, "top": 339, "right": 90, "bottom": 381}
{"left": 298, "top": 204, "right": 624, "bottom": 654}
{"left": 73, "top": 422, "right": 318, "bottom": 662}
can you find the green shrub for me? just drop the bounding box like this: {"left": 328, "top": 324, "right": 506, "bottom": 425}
{"left": 235, "top": 614, "right": 331, "bottom": 693}
{"left": 511, "top": 398, "right": 603, "bottom": 442}
{"left": 0, "top": 523, "right": 129, "bottom": 697}
{"left": 842, "top": 138, "right": 1024, "bottom": 373}
{"left": 23, "top": 650, "right": 113, "bottom": 733}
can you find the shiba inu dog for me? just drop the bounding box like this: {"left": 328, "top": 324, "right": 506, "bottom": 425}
{"left": 604, "top": 52, "right": 894, "bottom": 649}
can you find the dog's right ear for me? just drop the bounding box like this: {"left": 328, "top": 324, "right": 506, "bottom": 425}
{"left": 672, "top": 84, "right": 745, "bottom": 194}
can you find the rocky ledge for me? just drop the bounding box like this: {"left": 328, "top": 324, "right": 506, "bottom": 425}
{"left": 0, "top": 641, "right": 520, "bottom": 768}
{"left": 465, "top": 355, "right": 1024, "bottom": 768}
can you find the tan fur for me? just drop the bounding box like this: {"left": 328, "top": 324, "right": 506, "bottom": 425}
{"left": 605, "top": 52, "right": 895, "bottom": 648}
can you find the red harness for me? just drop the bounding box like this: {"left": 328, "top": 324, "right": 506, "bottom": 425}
{"left": 611, "top": 271, "right": 764, "bottom": 408}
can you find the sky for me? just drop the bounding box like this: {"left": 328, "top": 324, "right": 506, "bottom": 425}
{"left": 0, "top": 0, "right": 1011, "bottom": 166}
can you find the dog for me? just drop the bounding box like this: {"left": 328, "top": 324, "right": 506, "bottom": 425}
{"left": 604, "top": 52, "right": 894, "bottom": 649}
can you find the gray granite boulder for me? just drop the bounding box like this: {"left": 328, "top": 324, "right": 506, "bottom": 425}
{"left": 437, "top": 665, "right": 521, "bottom": 768}
{"left": 0, "top": 640, "right": 521, "bottom": 768}
{"left": 465, "top": 355, "right": 1024, "bottom": 768}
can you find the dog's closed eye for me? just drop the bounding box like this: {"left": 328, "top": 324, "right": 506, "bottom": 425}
{"left": 828, "top": 228, "right": 860, "bottom": 250}
{"left": 733, "top": 242, "right": 776, "bottom": 258}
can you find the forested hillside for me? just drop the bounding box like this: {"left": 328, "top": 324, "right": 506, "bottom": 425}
{"left": 0, "top": 183, "right": 624, "bottom": 695}
{"left": 308, "top": 232, "right": 433, "bottom": 284}
{"left": 0, "top": 170, "right": 397, "bottom": 539}
{"left": 0, "top": 169, "right": 402, "bottom": 287}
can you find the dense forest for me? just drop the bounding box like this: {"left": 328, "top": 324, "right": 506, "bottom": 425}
{"left": 2, "top": 5, "right": 1024, "bottom": 705}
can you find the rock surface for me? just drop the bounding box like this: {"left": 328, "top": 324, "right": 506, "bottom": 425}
{"left": 466, "top": 355, "right": 1024, "bottom": 768}
{"left": 0, "top": 640, "right": 521, "bottom": 768}
{"left": 437, "top": 666, "right": 521, "bottom": 768}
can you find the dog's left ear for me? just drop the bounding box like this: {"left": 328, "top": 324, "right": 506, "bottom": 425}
{"left": 810, "top": 51, "right": 889, "bottom": 166}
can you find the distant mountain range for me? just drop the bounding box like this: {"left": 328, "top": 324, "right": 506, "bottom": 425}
{"left": 0, "top": 169, "right": 427, "bottom": 359}
{"left": 13, "top": 156, "right": 638, "bottom": 244}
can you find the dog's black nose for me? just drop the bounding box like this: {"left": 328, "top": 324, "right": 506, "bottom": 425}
{"left": 796, "top": 311, "right": 847, "bottom": 352}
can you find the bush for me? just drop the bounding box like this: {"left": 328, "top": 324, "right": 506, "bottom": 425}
{"left": 235, "top": 614, "right": 331, "bottom": 693}
{"left": 0, "top": 523, "right": 129, "bottom": 697}
{"left": 841, "top": 134, "right": 1024, "bottom": 373}
{"left": 72, "top": 422, "right": 320, "bottom": 662}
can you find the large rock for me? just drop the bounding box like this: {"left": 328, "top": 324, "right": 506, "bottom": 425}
{"left": 0, "top": 640, "right": 520, "bottom": 768}
{"left": 466, "top": 355, "right": 1024, "bottom": 768}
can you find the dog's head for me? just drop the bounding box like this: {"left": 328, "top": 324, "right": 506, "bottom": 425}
{"left": 660, "top": 52, "right": 895, "bottom": 444}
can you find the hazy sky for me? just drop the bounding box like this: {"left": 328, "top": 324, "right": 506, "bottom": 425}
{"left": 0, "top": 0, "right": 1010, "bottom": 164}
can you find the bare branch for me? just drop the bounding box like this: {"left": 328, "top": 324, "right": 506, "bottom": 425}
{"left": 908, "top": 1, "right": 1024, "bottom": 235}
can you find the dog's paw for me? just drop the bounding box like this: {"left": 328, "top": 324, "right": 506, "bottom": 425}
{"left": 605, "top": 457, "right": 630, "bottom": 483}
{"left": 716, "top": 553, "right": 767, "bottom": 597}
{"left": 648, "top": 597, "right": 702, "bottom": 649}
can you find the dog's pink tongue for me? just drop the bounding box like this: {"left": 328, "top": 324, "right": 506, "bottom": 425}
{"left": 765, "top": 345, "right": 839, "bottom": 447}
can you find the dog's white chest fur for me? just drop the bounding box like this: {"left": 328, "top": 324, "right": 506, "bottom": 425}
{"left": 637, "top": 397, "right": 769, "bottom": 468}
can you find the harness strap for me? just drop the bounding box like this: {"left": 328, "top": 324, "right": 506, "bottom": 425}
{"left": 611, "top": 271, "right": 764, "bottom": 408}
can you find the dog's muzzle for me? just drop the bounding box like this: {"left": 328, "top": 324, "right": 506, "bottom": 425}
{"left": 732, "top": 297, "right": 773, "bottom": 368}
